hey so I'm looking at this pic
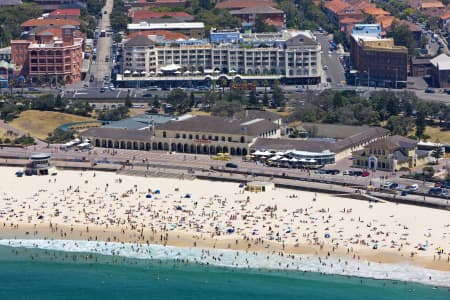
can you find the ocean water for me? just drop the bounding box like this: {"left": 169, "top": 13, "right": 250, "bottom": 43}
{"left": 0, "top": 240, "right": 449, "bottom": 300}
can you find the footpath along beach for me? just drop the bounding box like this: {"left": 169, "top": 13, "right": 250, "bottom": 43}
{"left": 0, "top": 166, "right": 449, "bottom": 284}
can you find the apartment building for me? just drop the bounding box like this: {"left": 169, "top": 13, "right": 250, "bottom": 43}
{"left": 350, "top": 24, "right": 408, "bottom": 88}
{"left": 11, "top": 25, "right": 83, "bottom": 84}
{"left": 121, "top": 30, "right": 322, "bottom": 85}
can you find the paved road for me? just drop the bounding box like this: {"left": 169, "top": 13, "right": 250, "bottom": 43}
{"left": 316, "top": 33, "right": 346, "bottom": 85}
{"left": 90, "top": 0, "right": 114, "bottom": 85}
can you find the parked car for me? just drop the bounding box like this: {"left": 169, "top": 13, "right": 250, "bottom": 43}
{"left": 382, "top": 181, "right": 393, "bottom": 188}
{"left": 428, "top": 187, "right": 443, "bottom": 195}
{"left": 353, "top": 171, "right": 363, "bottom": 176}
{"left": 406, "top": 184, "right": 419, "bottom": 192}
{"left": 389, "top": 182, "right": 399, "bottom": 189}
{"left": 425, "top": 87, "right": 435, "bottom": 93}
{"left": 225, "top": 162, "right": 238, "bottom": 168}
{"left": 361, "top": 171, "right": 370, "bottom": 177}
{"left": 142, "top": 93, "right": 153, "bottom": 98}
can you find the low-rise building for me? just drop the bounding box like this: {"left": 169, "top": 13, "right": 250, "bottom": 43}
{"left": 127, "top": 22, "right": 205, "bottom": 39}
{"left": 128, "top": 11, "right": 194, "bottom": 23}
{"left": 124, "top": 0, "right": 190, "bottom": 10}
{"left": 216, "top": 0, "right": 276, "bottom": 11}
{"left": 47, "top": 8, "right": 81, "bottom": 20}
{"left": 410, "top": 57, "right": 432, "bottom": 77}
{"left": 82, "top": 114, "right": 281, "bottom": 156}
{"left": 352, "top": 135, "right": 429, "bottom": 171}
{"left": 230, "top": 6, "right": 286, "bottom": 30}
{"left": 430, "top": 53, "right": 450, "bottom": 88}
{"left": 0, "top": 0, "right": 23, "bottom": 7}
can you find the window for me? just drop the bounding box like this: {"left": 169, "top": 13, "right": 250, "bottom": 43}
{"left": 163, "top": 131, "right": 167, "bottom": 138}
{"left": 228, "top": 137, "right": 232, "bottom": 142}
{"left": 189, "top": 134, "right": 193, "bottom": 139}
{"left": 221, "top": 136, "right": 225, "bottom": 141}
{"left": 182, "top": 134, "right": 186, "bottom": 139}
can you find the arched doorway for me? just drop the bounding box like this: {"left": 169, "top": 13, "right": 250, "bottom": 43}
{"left": 236, "top": 148, "right": 242, "bottom": 155}
{"left": 196, "top": 145, "right": 202, "bottom": 154}
{"left": 163, "top": 143, "right": 169, "bottom": 151}
{"left": 209, "top": 145, "right": 215, "bottom": 155}
{"left": 230, "top": 148, "right": 236, "bottom": 155}
{"left": 216, "top": 146, "right": 222, "bottom": 153}
{"left": 153, "top": 142, "right": 157, "bottom": 150}
{"left": 120, "top": 141, "right": 126, "bottom": 149}
{"left": 127, "top": 142, "right": 132, "bottom": 149}
{"left": 184, "top": 144, "right": 189, "bottom": 152}
{"left": 95, "top": 139, "right": 100, "bottom": 147}
{"left": 223, "top": 146, "right": 228, "bottom": 153}
{"left": 170, "top": 143, "right": 176, "bottom": 151}
{"left": 190, "top": 144, "right": 195, "bottom": 153}
{"left": 140, "top": 142, "right": 145, "bottom": 150}
{"left": 177, "top": 143, "right": 183, "bottom": 152}
{"left": 101, "top": 140, "right": 106, "bottom": 147}
{"left": 114, "top": 141, "right": 119, "bottom": 148}
{"left": 242, "top": 148, "right": 248, "bottom": 156}
{"left": 133, "top": 142, "right": 138, "bottom": 150}
{"left": 107, "top": 140, "right": 113, "bottom": 148}
{"left": 146, "top": 143, "right": 151, "bottom": 150}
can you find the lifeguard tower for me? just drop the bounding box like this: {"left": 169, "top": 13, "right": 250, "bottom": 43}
{"left": 25, "top": 153, "right": 52, "bottom": 176}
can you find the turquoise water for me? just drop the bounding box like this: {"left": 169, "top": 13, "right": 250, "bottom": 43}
{"left": 0, "top": 245, "right": 449, "bottom": 300}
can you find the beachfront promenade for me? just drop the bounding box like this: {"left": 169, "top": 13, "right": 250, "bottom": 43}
{"left": 0, "top": 145, "right": 448, "bottom": 210}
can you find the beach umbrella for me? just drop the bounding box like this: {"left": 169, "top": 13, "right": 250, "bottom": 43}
{"left": 226, "top": 227, "right": 235, "bottom": 234}
{"left": 239, "top": 183, "right": 245, "bottom": 188}
{"left": 324, "top": 233, "right": 331, "bottom": 238}
{"left": 146, "top": 194, "right": 152, "bottom": 199}
{"left": 38, "top": 215, "right": 44, "bottom": 220}
{"left": 176, "top": 205, "right": 183, "bottom": 210}
{"left": 185, "top": 194, "right": 191, "bottom": 198}
{"left": 154, "top": 189, "right": 161, "bottom": 194}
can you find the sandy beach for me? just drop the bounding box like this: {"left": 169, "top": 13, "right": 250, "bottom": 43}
{"left": 0, "top": 166, "right": 449, "bottom": 272}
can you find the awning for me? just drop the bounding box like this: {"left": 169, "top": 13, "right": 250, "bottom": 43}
{"left": 124, "top": 70, "right": 131, "bottom": 74}
{"left": 141, "top": 71, "right": 146, "bottom": 75}
{"left": 174, "top": 71, "right": 181, "bottom": 74}
{"left": 160, "top": 64, "right": 180, "bottom": 72}
{"left": 204, "top": 69, "right": 213, "bottom": 74}
{"left": 184, "top": 70, "right": 191, "bottom": 75}
{"left": 149, "top": 71, "right": 155, "bottom": 75}
{"left": 132, "top": 71, "right": 139, "bottom": 75}
{"left": 194, "top": 70, "right": 202, "bottom": 74}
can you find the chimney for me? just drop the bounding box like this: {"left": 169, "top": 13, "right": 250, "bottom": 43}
{"left": 62, "top": 25, "right": 75, "bottom": 46}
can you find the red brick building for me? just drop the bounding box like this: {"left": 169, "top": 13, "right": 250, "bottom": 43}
{"left": 350, "top": 33, "right": 408, "bottom": 87}
{"left": 11, "top": 25, "right": 83, "bottom": 84}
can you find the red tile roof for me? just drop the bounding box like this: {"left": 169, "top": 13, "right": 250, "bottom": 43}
{"left": 363, "top": 7, "right": 391, "bottom": 16}
{"left": 49, "top": 8, "right": 80, "bottom": 16}
{"left": 216, "top": 0, "right": 275, "bottom": 10}
{"left": 21, "top": 18, "right": 80, "bottom": 28}
{"left": 127, "top": 30, "right": 189, "bottom": 40}
{"left": 324, "top": 0, "right": 355, "bottom": 14}
{"left": 129, "top": 10, "right": 194, "bottom": 21}
{"left": 420, "top": 1, "right": 445, "bottom": 9}
{"left": 440, "top": 12, "right": 450, "bottom": 19}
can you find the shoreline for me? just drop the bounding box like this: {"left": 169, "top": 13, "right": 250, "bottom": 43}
{"left": 1, "top": 236, "right": 450, "bottom": 289}
{"left": 1, "top": 222, "right": 449, "bottom": 273}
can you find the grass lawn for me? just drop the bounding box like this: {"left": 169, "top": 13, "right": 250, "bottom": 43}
{"left": 424, "top": 126, "right": 450, "bottom": 144}
{"left": 9, "top": 110, "right": 95, "bottom": 140}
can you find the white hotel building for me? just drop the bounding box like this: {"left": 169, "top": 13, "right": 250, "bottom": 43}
{"left": 118, "top": 30, "right": 322, "bottom": 86}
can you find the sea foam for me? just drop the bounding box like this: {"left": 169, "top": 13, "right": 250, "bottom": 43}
{"left": 0, "top": 239, "right": 449, "bottom": 288}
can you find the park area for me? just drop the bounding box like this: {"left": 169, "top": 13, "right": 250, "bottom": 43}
{"left": 9, "top": 110, "right": 96, "bottom": 140}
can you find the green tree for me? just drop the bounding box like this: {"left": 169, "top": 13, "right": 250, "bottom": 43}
{"left": 390, "top": 23, "right": 417, "bottom": 55}
{"left": 415, "top": 109, "right": 426, "bottom": 139}
{"left": 248, "top": 89, "right": 258, "bottom": 107}
{"left": 254, "top": 16, "right": 277, "bottom": 33}
{"left": 124, "top": 93, "right": 132, "bottom": 108}
{"left": 262, "top": 91, "right": 269, "bottom": 107}
{"left": 272, "top": 81, "right": 285, "bottom": 108}
{"left": 153, "top": 95, "right": 161, "bottom": 108}
{"left": 167, "top": 88, "right": 190, "bottom": 114}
